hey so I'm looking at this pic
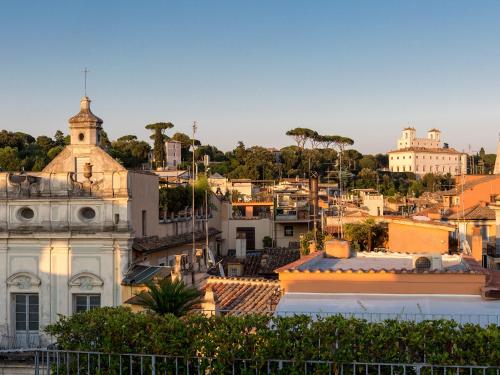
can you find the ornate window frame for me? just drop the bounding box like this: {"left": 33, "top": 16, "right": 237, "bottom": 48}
{"left": 69, "top": 272, "right": 104, "bottom": 292}
{"left": 7, "top": 272, "right": 41, "bottom": 292}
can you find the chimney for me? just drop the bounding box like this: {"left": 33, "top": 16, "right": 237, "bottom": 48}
{"left": 172, "top": 254, "right": 185, "bottom": 281}
{"left": 235, "top": 232, "right": 247, "bottom": 259}
{"left": 325, "top": 239, "right": 351, "bottom": 258}
{"left": 260, "top": 253, "right": 269, "bottom": 267}
{"left": 201, "top": 286, "right": 219, "bottom": 317}
{"left": 471, "top": 227, "right": 483, "bottom": 264}
{"left": 309, "top": 175, "right": 319, "bottom": 223}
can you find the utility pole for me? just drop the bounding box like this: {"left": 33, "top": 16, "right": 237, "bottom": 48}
{"left": 191, "top": 121, "right": 198, "bottom": 265}
{"left": 338, "top": 147, "right": 344, "bottom": 239}
{"left": 205, "top": 188, "right": 209, "bottom": 257}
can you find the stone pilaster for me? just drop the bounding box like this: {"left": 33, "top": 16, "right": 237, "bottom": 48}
{"left": 0, "top": 241, "right": 8, "bottom": 336}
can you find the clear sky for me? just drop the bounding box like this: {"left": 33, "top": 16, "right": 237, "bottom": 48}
{"left": 1, "top": 1, "right": 500, "bottom": 154}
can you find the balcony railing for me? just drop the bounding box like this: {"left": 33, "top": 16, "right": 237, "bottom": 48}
{"left": 274, "top": 214, "right": 298, "bottom": 221}
{"left": 0, "top": 334, "right": 41, "bottom": 350}
{"left": 232, "top": 212, "right": 271, "bottom": 220}
{"left": 232, "top": 196, "right": 273, "bottom": 204}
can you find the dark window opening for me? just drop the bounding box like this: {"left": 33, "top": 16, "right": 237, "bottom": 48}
{"left": 236, "top": 227, "right": 255, "bottom": 250}
{"left": 142, "top": 210, "right": 147, "bottom": 237}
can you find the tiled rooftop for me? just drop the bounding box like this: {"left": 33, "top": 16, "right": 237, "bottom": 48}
{"left": 446, "top": 204, "right": 495, "bottom": 220}
{"left": 205, "top": 277, "right": 281, "bottom": 314}
{"left": 217, "top": 248, "right": 300, "bottom": 278}
{"left": 388, "top": 146, "right": 463, "bottom": 154}
{"left": 440, "top": 175, "right": 500, "bottom": 196}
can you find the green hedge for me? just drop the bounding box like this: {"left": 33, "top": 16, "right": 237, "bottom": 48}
{"left": 46, "top": 307, "right": 500, "bottom": 366}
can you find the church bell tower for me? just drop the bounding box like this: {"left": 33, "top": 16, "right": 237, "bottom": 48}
{"left": 68, "top": 96, "right": 103, "bottom": 146}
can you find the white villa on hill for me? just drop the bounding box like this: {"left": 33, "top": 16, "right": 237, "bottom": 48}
{"left": 388, "top": 128, "right": 466, "bottom": 176}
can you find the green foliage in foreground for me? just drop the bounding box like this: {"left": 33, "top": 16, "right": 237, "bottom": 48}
{"left": 46, "top": 307, "right": 500, "bottom": 366}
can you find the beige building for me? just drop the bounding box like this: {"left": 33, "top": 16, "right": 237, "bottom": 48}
{"left": 214, "top": 178, "right": 314, "bottom": 254}
{"left": 349, "top": 189, "right": 384, "bottom": 216}
{"left": 0, "top": 97, "right": 163, "bottom": 347}
{"left": 388, "top": 128, "right": 466, "bottom": 176}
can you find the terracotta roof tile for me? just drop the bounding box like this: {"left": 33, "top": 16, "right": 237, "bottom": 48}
{"left": 440, "top": 175, "right": 500, "bottom": 196}
{"left": 388, "top": 146, "right": 464, "bottom": 154}
{"left": 446, "top": 204, "right": 495, "bottom": 220}
{"left": 205, "top": 277, "right": 281, "bottom": 314}
{"left": 219, "top": 248, "right": 300, "bottom": 278}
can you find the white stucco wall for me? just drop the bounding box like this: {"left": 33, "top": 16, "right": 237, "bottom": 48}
{"left": 222, "top": 218, "right": 273, "bottom": 253}
{"left": 0, "top": 235, "right": 131, "bottom": 344}
{"left": 389, "top": 150, "right": 466, "bottom": 176}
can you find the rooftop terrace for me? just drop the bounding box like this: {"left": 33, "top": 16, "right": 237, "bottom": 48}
{"left": 294, "top": 251, "right": 468, "bottom": 273}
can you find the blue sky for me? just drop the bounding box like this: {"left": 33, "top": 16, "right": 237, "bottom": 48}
{"left": 1, "top": 1, "right": 500, "bottom": 153}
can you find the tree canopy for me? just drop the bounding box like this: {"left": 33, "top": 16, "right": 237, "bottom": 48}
{"left": 146, "top": 122, "right": 174, "bottom": 169}
{"left": 286, "top": 127, "right": 317, "bottom": 148}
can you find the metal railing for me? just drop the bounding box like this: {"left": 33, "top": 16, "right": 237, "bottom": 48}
{"left": 0, "top": 334, "right": 41, "bottom": 350}
{"left": 29, "top": 349, "right": 500, "bottom": 375}
{"left": 196, "top": 309, "right": 500, "bottom": 326}
{"left": 274, "top": 310, "right": 500, "bottom": 326}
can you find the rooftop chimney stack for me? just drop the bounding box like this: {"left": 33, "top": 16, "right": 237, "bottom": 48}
{"left": 325, "top": 239, "right": 351, "bottom": 259}
{"left": 235, "top": 232, "right": 247, "bottom": 259}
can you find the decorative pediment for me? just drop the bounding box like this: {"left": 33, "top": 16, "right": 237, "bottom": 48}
{"left": 7, "top": 272, "right": 41, "bottom": 289}
{"left": 69, "top": 272, "right": 104, "bottom": 291}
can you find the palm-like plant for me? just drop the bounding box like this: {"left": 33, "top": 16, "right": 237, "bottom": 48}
{"left": 134, "top": 278, "right": 200, "bottom": 317}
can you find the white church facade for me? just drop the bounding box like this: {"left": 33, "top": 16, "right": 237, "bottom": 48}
{"left": 0, "top": 97, "right": 161, "bottom": 346}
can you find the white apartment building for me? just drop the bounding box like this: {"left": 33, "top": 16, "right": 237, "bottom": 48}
{"left": 388, "top": 128, "right": 466, "bottom": 176}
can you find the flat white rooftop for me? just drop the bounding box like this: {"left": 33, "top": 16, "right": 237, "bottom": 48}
{"left": 297, "top": 252, "right": 466, "bottom": 272}
{"left": 275, "top": 293, "right": 500, "bottom": 326}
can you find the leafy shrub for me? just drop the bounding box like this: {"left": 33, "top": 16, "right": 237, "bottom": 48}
{"left": 46, "top": 307, "right": 500, "bottom": 367}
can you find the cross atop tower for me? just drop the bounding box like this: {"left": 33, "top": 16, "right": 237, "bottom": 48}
{"left": 82, "top": 67, "right": 90, "bottom": 96}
